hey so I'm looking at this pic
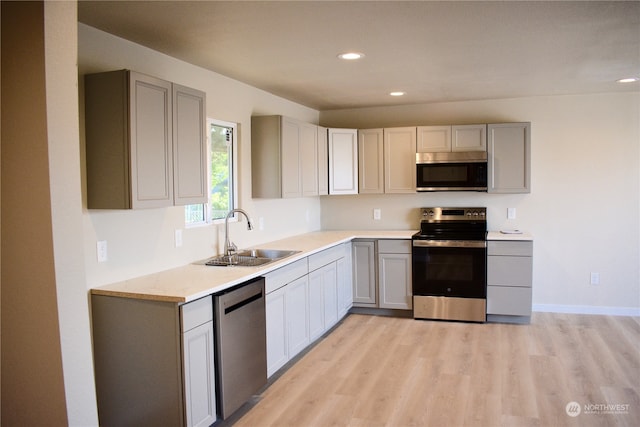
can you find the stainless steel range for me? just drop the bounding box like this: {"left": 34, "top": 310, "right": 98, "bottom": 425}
{"left": 412, "top": 207, "right": 487, "bottom": 322}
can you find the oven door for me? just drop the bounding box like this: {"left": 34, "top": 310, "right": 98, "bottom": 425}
{"left": 416, "top": 161, "right": 487, "bottom": 191}
{"left": 412, "top": 240, "right": 487, "bottom": 298}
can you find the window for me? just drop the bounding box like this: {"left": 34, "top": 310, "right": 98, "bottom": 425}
{"left": 185, "top": 118, "right": 237, "bottom": 225}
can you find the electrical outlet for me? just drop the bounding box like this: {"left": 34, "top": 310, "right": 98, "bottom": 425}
{"left": 96, "top": 240, "right": 108, "bottom": 263}
{"left": 259, "top": 217, "right": 264, "bottom": 231}
{"left": 175, "top": 229, "right": 183, "bottom": 248}
{"left": 507, "top": 207, "right": 516, "bottom": 219}
{"left": 590, "top": 272, "right": 600, "bottom": 285}
{"left": 373, "top": 208, "right": 381, "bottom": 220}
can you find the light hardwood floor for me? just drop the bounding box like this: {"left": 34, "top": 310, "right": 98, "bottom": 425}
{"left": 233, "top": 312, "right": 639, "bottom": 427}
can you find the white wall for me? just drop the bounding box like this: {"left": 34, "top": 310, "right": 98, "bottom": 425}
{"left": 46, "top": 3, "right": 99, "bottom": 425}
{"left": 79, "top": 24, "right": 322, "bottom": 287}
{"left": 320, "top": 92, "right": 640, "bottom": 314}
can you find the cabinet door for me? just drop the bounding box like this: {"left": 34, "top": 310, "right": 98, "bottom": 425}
{"left": 417, "top": 126, "right": 451, "bottom": 152}
{"left": 488, "top": 256, "right": 533, "bottom": 287}
{"left": 265, "top": 288, "right": 288, "bottom": 377}
{"left": 183, "top": 322, "right": 217, "bottom": 427}
{"left": 487, "top": 286, "right": 532, "bottom": 316}
{"left": 352, "top": 240, "right": 376, "bottom": 306}
{"left": 308, "top": 268, "right": 325, "bottom": 341}
{"left": 452, "top": 124, "right": 486, "bottom": 152}
{"left": 358, "top": 129, "right": 384, "bottom": 194}
{"left": 487, "top": 123, "right": 531, "bottom": 193}
{"left": 281, "top": 117, "right": 302, "bottom": 198}
{"left": 384, "top": 127, "right": 416, "bottom": 193}
{"left": 300, "top": 122, "right": 319, "bottom": 197}
{"left": 317, "top": 126, "right": 329, "bottom": 195}
{"left": 286, "top": 275, "right": 310, "bottom": 359}
{"left": 378, "top": 253, "right": 413, "bottom": 310}
{"left": 129, "top": 72, "right": 174, "bottom": 209}
{"left": 321, "top": 262, "right": 339, "bottom": 330}
{"left": 337, "top": 251, "right": 353, "bottom": 319}
{"left": 173, "top": 84, "right": 207, "bottom": 205}
{"left": 328, "top": 128, "right": 358, "bottom": 195}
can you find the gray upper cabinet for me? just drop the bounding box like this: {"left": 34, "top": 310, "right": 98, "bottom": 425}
{"left": 417, "top": 124, "right": 486, "bottom": 153}
{"left": 383, "top": 127, "right": 417, "bottom": 193}
{"left": 452, "top": 124, "right": 486, "bottom": 151}
{"left": 488, "top": 122, "right": 531, "bottom": 193}
{"left": 328, "top": 128, "right": 359, "bottom": 195}
{"left": 252, "top": 116, "right": 320, "bottom": 198}
{"left": 417, "top": 125, "right": 451, "bottom": 152}
{"left": 317, "top": 126, "right": 329, "bottom": 196}
{"left": 172, "top": 84, "right": 208, "bottom": 206}
{"left": 359, "top": 127, "right": 416, "bottom": 194}
{"left": 84, "top": 70, "right": 207, "bottom": 209}
{"left": 358, "top": 128, "right": 384, "bottom": 194}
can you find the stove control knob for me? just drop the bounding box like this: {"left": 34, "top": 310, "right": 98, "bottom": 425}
{"left": 473, "top": 211, "right": 479, "bottom": 216}
{"left": 466, "top": 212, "right": 472, "bottom": 216}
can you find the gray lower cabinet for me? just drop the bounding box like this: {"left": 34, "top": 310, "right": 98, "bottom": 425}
{"left": 377, "top": 240, "right": 412, "bottom": 310}
{"left": 265, "top": 243, "right": 351, "bottom": 378}
{"left": 337, "top": 242, "right": 354, "bottom": 318}
{"left": 487, "top": 240, "right": 534, "bottom": 323}
{"left": 352, "top": 240, "right": 377, "bottom": 306}
{"left": 182, "top": 298, "right": 217, "bottom": 427}
{"left": 91, "top": 295, "right": 216, "bottom": 427}
{"left": 352, "top": 239, "right": 412, "bottom": 310}
{"left": 265, "top": 258, "right": 309, "bottom": 377}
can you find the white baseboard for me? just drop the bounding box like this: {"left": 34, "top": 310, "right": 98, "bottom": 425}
{"left": 533, "top": 304, "right": 640, "bottom": 317}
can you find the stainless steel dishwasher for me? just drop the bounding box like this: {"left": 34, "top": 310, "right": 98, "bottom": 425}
{"left": 214, "top": 276, "right": 267, "bottom": 419}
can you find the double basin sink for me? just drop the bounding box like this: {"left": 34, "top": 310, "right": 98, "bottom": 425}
{"left": 205, "top": 249, "right": 300, "bottom": 267}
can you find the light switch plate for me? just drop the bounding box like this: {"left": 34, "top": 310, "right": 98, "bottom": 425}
{"left": 175, "top": 229, "right": 183, "bottom": 248}
{"left": 373, "top": 209, "right": 381, "bottom": 220}
{"left": 507, "top": 207, "right": 516, "bottom": 219}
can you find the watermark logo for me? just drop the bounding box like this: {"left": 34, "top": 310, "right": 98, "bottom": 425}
{"left": 566, "top": 400, "right": 630, "bottom": 417}
{"left": 566, "top": 401, "right": 581, "bottom": 417}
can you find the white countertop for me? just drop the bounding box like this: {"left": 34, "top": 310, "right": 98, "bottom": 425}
{"left": 91, "top": 230, "right": 416, "bottom": 303}
{"left": 487, "top": 230, "right": 534, "bottom": 241}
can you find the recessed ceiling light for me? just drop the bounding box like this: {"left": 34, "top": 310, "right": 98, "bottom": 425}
{"left": 617, "top": 77, "right": 639, "bottom": 83}
{"left": 338, "top": 52, "right": 365, "bottom": 60}
{"left": 390, "top": 91, "right": 405, "bottom": 97}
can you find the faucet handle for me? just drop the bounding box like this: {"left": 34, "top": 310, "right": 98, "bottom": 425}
{"left": 226, "top": 241, "right": 238, "bottom": 256}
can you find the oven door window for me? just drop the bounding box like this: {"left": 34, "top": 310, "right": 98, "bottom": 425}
{"left": 412, "top": 246, "right": 486, "bottom": 298}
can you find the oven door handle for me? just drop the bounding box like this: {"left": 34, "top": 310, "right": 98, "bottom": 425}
{"left": 412, "top": 240, "right": 487, "bottom": 248}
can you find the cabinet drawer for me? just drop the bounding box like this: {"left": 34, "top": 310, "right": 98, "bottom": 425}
{"left": 377, "top": 239, "right": 411, "bottom": 254}
{"left": 488, "top": 256, "right": 532, "bottom": 287}
{"left": 265, "top": 258, "right": 308, "bottom": 294}
{"left": 488, "top": 241, "right": 533, "bottom": 256}
{"left": 181, "top": 296, "right": 213, "bottom": 332}
{"left": 308, "top": 245, "right": 344, "bottom": 271}
{"left": 487, "top": 286, "right": 532, "bottom": 316}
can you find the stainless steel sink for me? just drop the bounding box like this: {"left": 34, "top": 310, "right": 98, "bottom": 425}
{"left": 204, "top": 249, "right": 300, "bottom": 267}
{"left": 236, "top": 249, "right": 300, "bottom": 260}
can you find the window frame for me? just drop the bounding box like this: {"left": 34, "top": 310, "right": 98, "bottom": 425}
{"left": 184, "top": 118, "right": 238, "bottom": 227}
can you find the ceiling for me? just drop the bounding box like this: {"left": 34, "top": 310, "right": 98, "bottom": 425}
{"left": 78, "top": 0, "right": 640, "bottom": 111}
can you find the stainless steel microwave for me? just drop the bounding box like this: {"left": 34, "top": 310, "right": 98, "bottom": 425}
{"left": 416, "top": 151, "right": 488, "bottom": 191}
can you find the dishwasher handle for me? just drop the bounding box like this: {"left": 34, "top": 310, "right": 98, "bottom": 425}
{"left": 223, "top": 290, "right": 262, "bottom": 315}
{"left": 216, "top": 276, "right": 265, "bottom": 316}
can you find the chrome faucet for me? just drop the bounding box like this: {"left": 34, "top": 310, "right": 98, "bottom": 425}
{"left": 224, "top": 209, "right": 254, "bottom": 258}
